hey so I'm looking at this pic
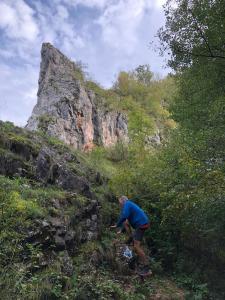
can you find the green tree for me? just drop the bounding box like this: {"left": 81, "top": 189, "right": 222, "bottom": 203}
{"left": 158, "top": 0, "right": 225, "bottom": 71}
{"left": 155, "top": 0, "right": 225, "bottom": 295}
{"left": 131, "top": 64, "right": 153, "bottom": 86}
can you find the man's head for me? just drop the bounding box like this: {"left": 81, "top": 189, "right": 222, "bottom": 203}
{"left": 118, "top": 195, "right": 128, "bottom": 207}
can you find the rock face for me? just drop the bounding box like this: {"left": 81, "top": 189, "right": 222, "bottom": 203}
{"left": 26, "top": 43, "right": 128, "bottom": 150}
{"left": 26, "top": 198, "right": 100, "bottom": 254}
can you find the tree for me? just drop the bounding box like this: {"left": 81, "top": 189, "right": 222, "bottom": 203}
{"left": 158, "top": 0, "right": 225, "bottom": 71}
{"left": 158, "top": 0, "right": 225, "bottom": 160}
{"left": 131, "top": 64, "right": 153, "bottom": 86}
{"left": 154, "top": 1, "right": 225, "bottom": 294}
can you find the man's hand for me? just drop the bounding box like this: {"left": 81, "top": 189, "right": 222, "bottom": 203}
{"left": 110, "top": 224, "right": 121, "bottom": 234}
{"left": 110, "top": 224, "right": 117, "bottom": 229}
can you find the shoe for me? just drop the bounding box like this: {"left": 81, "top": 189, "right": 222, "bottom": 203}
{"left": 137, "top": 265, "right": 152, "bottom": 276}
{"left": 138, "top": 267, "right": 152, "bottom": 277}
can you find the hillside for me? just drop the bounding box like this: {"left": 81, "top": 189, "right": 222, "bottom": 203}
{"left": 0, "top": 121, "right": 186, "bottom": 299}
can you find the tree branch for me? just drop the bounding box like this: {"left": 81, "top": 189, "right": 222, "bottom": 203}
{"left": 188, "top": 8, "right": 215, "bottom": 58}
{"left": 175, "top": 46, "right": 225, "bottom": 60}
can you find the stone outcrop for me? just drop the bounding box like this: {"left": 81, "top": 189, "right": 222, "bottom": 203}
{"left": 0, "top": 121, "right": 104, "bottom": 198}
{"left": 25, "top": 198, "right": 100, "bottom": 252}
{"left": 26, "top": 43, "right": 128, "bottom": 150}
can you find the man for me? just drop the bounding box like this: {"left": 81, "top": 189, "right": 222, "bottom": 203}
{"left": 111, "top": 195, "right": 151, "bottom": 274}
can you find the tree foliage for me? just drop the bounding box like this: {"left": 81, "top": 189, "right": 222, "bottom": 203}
{"left": 100, "top": 2, "right": 225, "bottom": 297}
{"left": 131, "top": 64, "right": 153, "bottom": 86}
{"left": 158, "top": 0, "right": 225, "bottom": 71}
{"left": 151, "top": 0, "right": 225, "bottom": 295}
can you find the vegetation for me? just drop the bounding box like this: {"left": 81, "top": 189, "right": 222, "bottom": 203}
{"left": 85, "top": 1, "right": 225, "bottom": 298}
{"left": 156, "top": 1, "right": 225, "bottom": 297}
{"left": 83, "top": 1, "right": 225, "bottom": 298}
{"left": 0, "top": 122, "right": 184, "bottom": 299}
{"left": 1, "top": 1, "right": 225, "bottom": 298}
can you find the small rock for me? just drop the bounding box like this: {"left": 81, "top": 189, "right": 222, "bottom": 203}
{"left": 87, "top": 231, "right": 97, "bottom": 241}
{"left": 90, "top": 221, "right": 97, "bottom": 231}
{"left": 22, "top": 184, "right": 31, "bottom": 189}
{"left": 86, "top": 219, "right": 91, "bottom": 228}
{"left": 51, "top": 199, "right": 61, "bottom": 209}
{"left": 49, "top": 217, "right": 64, "bottom": 228}
{"left": 56, "top": 228, "right": 67, "bottom": 236}
{"left": 91, "top": 214, "right": 97, "bottom": 221}
{"left": 41, "top": 220, "right": 50, "bottom": 228}
{"left": 90, "top": 250, "right": 101, "bottom": 266}
{"left": 59, "top": 250, "right": 74, "bottom": 277}
{"left": 54, "top": 235, "right": 66, "bottom": 250}
{"left": 65, "top": 230, "right": 75, "bottom": 243}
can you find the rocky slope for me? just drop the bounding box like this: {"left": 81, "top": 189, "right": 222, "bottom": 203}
{"left": 0, "top": 121, "right": 109, "bottom": 297}
{"left": 0, "top": 121, "right": 186, "bottom": 299}
{"left": 0, "top": 120, "right": 103, "bottom": 251}
{"left": 26, "top": 43, "right": 128, "bottom": 151}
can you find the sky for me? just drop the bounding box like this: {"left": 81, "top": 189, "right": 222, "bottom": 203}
{"left": 0, "top": 0, "right": 168, "bottom": 126}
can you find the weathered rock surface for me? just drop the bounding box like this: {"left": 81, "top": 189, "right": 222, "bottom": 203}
{"left": 23, "top": 197, "right": 100, "bottom": 276}
{"left": 35, "top": 145, "right": 95, "bottom": 198}
{"left": 0, "top": 121, "right": 104, "bottom": 199}
{"left": 26, "top": 43, "right": 128, "bottom": 150}
{"left": 26, "top": 199, "right": 100, "bottom": 250}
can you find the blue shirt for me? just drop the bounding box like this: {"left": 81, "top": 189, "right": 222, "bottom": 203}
{"left": 116, "top": 200, "right": 149, "bottom": 229}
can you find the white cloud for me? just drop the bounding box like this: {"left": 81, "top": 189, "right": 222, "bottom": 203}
{"left": 0, "top": 62, "right": 38, "bottom": 126}
{"left": 0, "top": 0, "right": 168, "bottom": 126}
{"left": 32, "top": 1, "right": 85, "bottom": 52}
{"left": 56, "top": 4, "right": 69, "bottom": 20}
{"left": 97, "top": 0, "right": 149, "bottom": 54}
{"left": 62, "top": 0, "right": 165, "bottom": 10}
{"left": 62, "top": 0, "right": 109, "bottom": 8}
{"left": 0, "top": 48, "right": 15, "bottom": 58}
{"left": 0, "top": 0, "right": 39, "bottom": 41}
{"left": 155, "top": 0, "right": 167, "bottom": 8}
{"left": 0, "top": 0, "right": 87, "bottom": 125}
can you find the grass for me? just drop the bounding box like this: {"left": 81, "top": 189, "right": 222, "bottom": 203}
{"left": 0, "top": 172, "right": 187, "bottom": 300}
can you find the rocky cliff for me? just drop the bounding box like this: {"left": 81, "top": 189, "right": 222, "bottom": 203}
{"left": 26, "top": 43, "right": 128, "bottom": 150}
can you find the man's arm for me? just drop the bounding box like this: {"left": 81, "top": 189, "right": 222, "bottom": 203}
{"left": 116, "top": 202, "right": 130, "bottom": 228}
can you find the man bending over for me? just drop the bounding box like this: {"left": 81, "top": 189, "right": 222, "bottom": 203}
{"left": 111, "top": 195, "right": 151, "bottom": 274}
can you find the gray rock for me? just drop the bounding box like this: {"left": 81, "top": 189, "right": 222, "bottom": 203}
{"left": 90, "top": 221, "right": 98, "bottom": 231}
{"left": 41, "top": 220, "right": 50, "bottom": 228}
{"left": 51, "top": 199, "right": 61, "bottom": 209}
{"left": 59, "top": 251, "right": 74, "bottom": 276}
{"left": 86, "top": 219, "right": 91, "bottom": 228}
{"left": 0, "top": 154, "right": 26, "bottom": 177}
{"left": 64, "top": 230, "right": 75, "bottom": 243}
{"left": 36, "top": 147, "right": 53, "bottom": 182}
{"left": 49, "top": 217, "right": 64, "bottom": 228}
{"left": 145, "top": 129, "right": 161, "bottom": 146}
{"left": 91, "top": 214, "right": 97, "bottom": 221}
{"left": 35, "top": 147, "right": 95, "bottom": 197}
{"left": 86, "top": 231, "right": 97, "bottom": 241}
{"left": 26, "top": 42, "right": 128, "bottom": 150}
{"left": 54, "top": 235, "right": 66, "bottom": 250}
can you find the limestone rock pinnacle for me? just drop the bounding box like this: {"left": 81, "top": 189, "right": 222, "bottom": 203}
{"left": 26, "top": 43, "right": 128, "bottom": 150}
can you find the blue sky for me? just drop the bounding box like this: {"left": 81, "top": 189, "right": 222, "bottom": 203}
{"left": 0, "top": 0, "right": 168, "bottom": 126}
